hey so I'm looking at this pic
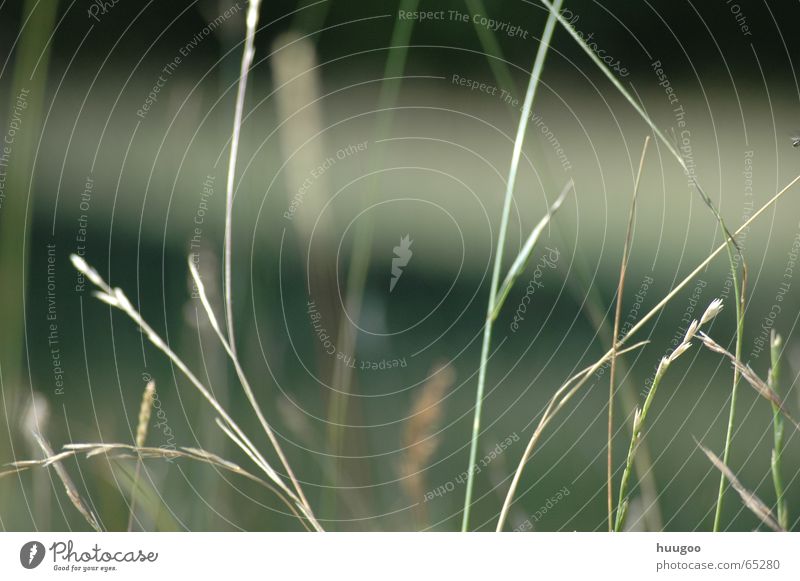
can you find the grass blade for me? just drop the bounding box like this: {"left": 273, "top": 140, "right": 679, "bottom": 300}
{"left": 223, "top": 0, "right": 262, "bottom": 356}
{"left": 464, "top": 0, "right": 517, "bottom": 96}
{"left": 462, "top": 0, "right": 564, "bottom": 532}
{"left": 490, "top": 180, "right": 572, "bottom": 322}
{"left": 614, "top": 299, "right": 722, "bottom": 532}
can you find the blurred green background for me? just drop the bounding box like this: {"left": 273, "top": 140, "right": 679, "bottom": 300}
{"left": 1, "top": 0, "right": 800, "bottom": 531}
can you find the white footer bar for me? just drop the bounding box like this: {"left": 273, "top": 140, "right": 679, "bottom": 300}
{"left": 1, "top": 532, "right": 797, "bottom": 579}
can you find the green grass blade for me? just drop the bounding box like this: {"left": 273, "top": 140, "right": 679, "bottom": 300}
{"left": 461, "top": 0, "right": 564, "bottom": 532}
{"left": 490, "top": 180, "right": 571, "bottom": 322}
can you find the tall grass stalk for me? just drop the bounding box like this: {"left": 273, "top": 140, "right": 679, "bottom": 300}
{"left": 496, "top": 173, "right": 800, "bottom": 531}
{"left": 461, "top": 0, "right": 564, "bottom": 532}
{"left": 713, "top": 272, "right": 746, "bottom": 530}
{"left": 0, "top": 0, "right": 59, "bottom": 447}
{"left": 539, "top": 0, "right": 746, "bottom": 531}
{"left": 222, "top": 0, "right": 262, "bottom": 356}
{"left": 465, "top": 0, "right": 517, "bottom": 96}
{"left": 768, "top": 331, "right": 788, "bottom": 530}
{"left": 608, "top": 136, "right": 649, "bottom": 530}
{"left": 567, "top": 265, "right": 664, "bottom": 530}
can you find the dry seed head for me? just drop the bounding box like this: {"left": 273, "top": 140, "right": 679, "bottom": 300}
{"left": 21, "top": 392, "right": 50, "bottom": 455}
{"left": 698, "top": 332, "right": 724, "bottom": 354}
{"left": 70, "top": 253, "right": 104, "bottom": 288}
{"left": 683, "top": 320, "right": 699, "bottom": 343}
{"left": 670, "top": 341, "right": 693, "bottom": 363}
{"left": 92, "top": 291, "right": 118, "bottom": 307}
{"left": 136, "top": 381, "right": 156, "bottom": 448}
{"left": 657, "top": 356, "right": 670, "bottom": 376}
{"left": 632, "top": 407, "right": 642, "bottom": 432}
{"left": 700, "top": 298, "right": 724, "bottom": 326}
{"left": 114, "top": 288, "right": 133, "bottom": 312}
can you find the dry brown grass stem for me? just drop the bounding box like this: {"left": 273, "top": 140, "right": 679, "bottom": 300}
{"left": 696, "top": 440, "right": 784, "bottom": 532}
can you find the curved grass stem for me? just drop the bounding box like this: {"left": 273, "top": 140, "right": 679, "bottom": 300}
{"left": 461, "top": 0, "right": 564, "bottom": 532}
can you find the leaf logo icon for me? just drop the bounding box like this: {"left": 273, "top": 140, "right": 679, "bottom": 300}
{"left": 390, "top": 235, "right": 413, "bottom": 293}
{"left": 20, "top": 541, "right": 46, "bottom": 569}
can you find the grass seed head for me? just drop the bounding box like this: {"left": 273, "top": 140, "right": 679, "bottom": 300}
{"left": 700, "top": 298, "right": 724, "bottom": 326}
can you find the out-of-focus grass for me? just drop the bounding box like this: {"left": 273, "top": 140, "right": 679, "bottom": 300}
{"left": 0, "top": 0, "right": 59, "bottom": 530}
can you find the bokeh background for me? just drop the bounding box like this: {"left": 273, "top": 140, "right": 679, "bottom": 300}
{"left": 1, "top": 0, "right": 800, "bottom": 531}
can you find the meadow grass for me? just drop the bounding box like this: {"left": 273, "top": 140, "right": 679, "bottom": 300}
{"left": 538, "top": 0, "right": 749, "bottom": 528}
{"left": 4, "top": 1, "right": 800, "bottom": 534}
{"left": 495, "top": 172, "right": 800, "bottom": 531}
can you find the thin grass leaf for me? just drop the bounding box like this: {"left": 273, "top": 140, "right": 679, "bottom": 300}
{"left": 325, "top": 1, "right": 423, "bottom": 518}
{"left": 213, "top": 419, "right": 282, "bottom": 492}
{"left": 490, "top": 179, "right": 572, "bottom": 321}
{"left": 538, "top": 0, "right": 738, "bottom": 250}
